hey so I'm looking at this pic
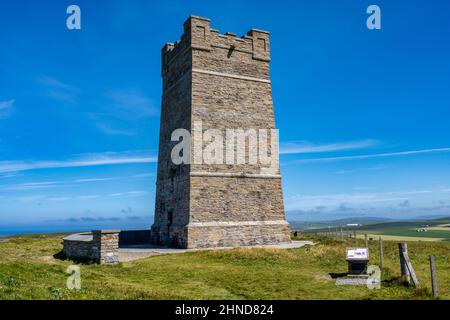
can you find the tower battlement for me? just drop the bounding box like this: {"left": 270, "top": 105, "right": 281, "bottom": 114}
{"left": 162, "top": 16, "right": 271, "bottom": 78}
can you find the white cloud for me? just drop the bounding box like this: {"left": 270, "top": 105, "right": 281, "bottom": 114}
{"left": 6, "top": 181, "right": 60, "bottom": 190}
{"left": 4, "top": 190, "right": 150, "bottom": 203}
{"left": 39, "top": 76, "right": 80, "bottom": 104}
{"left": 280, "top": 139, "right": 378, "bottom": 155}
{"left": 296, "top": 147, "right": 450, "bottom": 163}
{"left": 16, "top": 195, "right": 46, "bottom": 203}
{"left": 132, "top": 173, "right": 154, "bottom": 178}
{"left": 126, "top": 190, "right": 149, "bottom": 197}
{"left": 0, "top": 173, "right": 155, "bottom": 191}
{"left": 109, "top": 190, "right": 148, "bottom": 197}
{"left": 21, "top": 181, "right": 59, "bottom": 186}
{"left": 0, "top": 99, "right": 15, "bottom": 119}
{"left": 74, "top": 177, "right": 115, "bottom": 183}
{"left": 91, "top": 89, "right": 158, "bottom": 136}
{"left": 333, "top": 165, "right": 388, "bottom": 175}
{"left": 105, "top": 89, "right": 158, "bottom": 119}
{"left": 77, "top": 195, "right": 100, "bottom": 200}
{"left": 95, "top": 122, "right": 136, "bottom": 136}
{"left": 48, "top": 197, "right": 70, "bottom": 201}
{"left": 285, "top": 188, "right": 449, "bottom": 211}
{"left": 0, "top": 150, "right": 157, "bottom": 173}
{"left": 0, "top": 172, "right": 22, "bottom": 179}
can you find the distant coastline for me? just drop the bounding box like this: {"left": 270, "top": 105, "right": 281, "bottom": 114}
{"left": 1, "top": 215, "right": 449, "bottom": 238}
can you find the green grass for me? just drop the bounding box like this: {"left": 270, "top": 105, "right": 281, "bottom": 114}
{"left": 0, "top": 233, "right": 449, "bottom": 300}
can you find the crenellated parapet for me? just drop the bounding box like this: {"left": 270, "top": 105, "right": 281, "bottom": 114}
{"left": 162, "top": 16, "right": 271, "bottom": 78}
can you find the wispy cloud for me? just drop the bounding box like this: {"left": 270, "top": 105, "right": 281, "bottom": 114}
{"left": 16, "top": 195, "right": 46, "bottom": 203}
{"left": 132, "top": 173, "right": 154, "bottom": 178}
{"left": 4, "top": 188, "right": 151, "bottom": 203}
{"left": 0, "top": 99, "right": 15, "bottom": 119}
{"left": 333, "top": 165, "right": 388, "bottom": 175}
{"left": 0, "top": 173, "right": 154, "bottom": 191}
{"left": 285, "top": 188, "right": 449, "bottom": 211}
{"left": 77, "top": 195, "right": 100, "bottom": 200}
{"left": 0, "top": 172, "right": 22, "bottom": 179}
{"left": 109, "top": 190, "right": 149, "bottom": 197}
{"left": 9, "top": 181, "right": 60, "bottom": 190}
{"left": 74, "top": 177, "right": 115, "bottom": 183}
{"left": 48, "top": 197, "right": 70, "bottom": 201}
{"left": 295, "top": 147, "right": 450, "bottom": 163}
{"left": 95, "top": 122, "right": 137, "bottom": 136}
{"left": 53, "top": 215, "right": 151, "bottom": 224}
{"left": 105, "top": 89, "right": 158, "bottom": 119}
{"left": 280, "top": 139, "right": 379, "bottom": 155}
{"left": 62, "top": 216, "right": 122, "bottom": 223}
{"left": 0, "top": 150, "right": 157, "bottom": 173}
{"left": 91, "top": 88, "right": 158, "bottom": 135}
{"left": 38, "top": 76, "right": 80, "bottom": 104}
{"left": 287, "top": 192, "right": 412, "bottom": 209}
{"left": 21, "top": 181, "right": 59, "bottom": 186}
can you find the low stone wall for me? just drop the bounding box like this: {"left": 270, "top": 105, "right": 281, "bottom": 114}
{"left": 63, "top": 230, "right": 120, "bottom": 264}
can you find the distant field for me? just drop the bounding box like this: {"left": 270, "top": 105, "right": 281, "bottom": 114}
{"left": 428, "top": 225, "right": 450, "bottom": 231}
{"left": 358, "top": 224, "right": 450, "bottom": 242}
{"left": 302, "top": 217, "right": 450, "bottom": 242}
{"left": 356, "top": 233, "right": 444, "bottom": 242}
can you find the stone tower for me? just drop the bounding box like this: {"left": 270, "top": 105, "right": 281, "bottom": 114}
{"left": 151, "top": 16, "right": 291, "bottom": 248}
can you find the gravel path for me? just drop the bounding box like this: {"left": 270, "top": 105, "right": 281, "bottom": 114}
{"left": 117, "top": 240, "right": 314, "bottom": 262}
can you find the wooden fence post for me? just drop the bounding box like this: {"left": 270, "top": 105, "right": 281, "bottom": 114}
{"left": 398, "top": 243, "right": 410, "bottom": 284}
{"left": 403, "top": 251, "right": 420, "bottom": 287}
{"left": 429, "top": 256, "right": 439, "bottom": 297}
{"left": 365, "top": 234, "right": 368, "bottom": 248}
{"left": 379, "top": 237, "right": 384, "bottom": 270}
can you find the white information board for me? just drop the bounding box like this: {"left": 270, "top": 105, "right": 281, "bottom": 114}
{"left": 346, "top": 248, "right": 369, "bottom": 260}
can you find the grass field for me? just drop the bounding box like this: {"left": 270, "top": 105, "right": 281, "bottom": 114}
{"left": 0, "top": 233, "right": 449, "bottom": 300}
{"left": 428, "top": 226, "right": 450, "bottom": 231}
{"left": 357, "top": 221, "right": 450, "bottom": 242}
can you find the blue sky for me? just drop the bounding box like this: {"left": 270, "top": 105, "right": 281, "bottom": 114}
{"left": 1, "top": 0, "right": 450, "bottom": 233}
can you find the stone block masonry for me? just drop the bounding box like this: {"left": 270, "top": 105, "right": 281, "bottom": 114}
{"left": 151, "top": 16, "right": 291, "bottom": 248}
{"left": 92, "top": 230, "right": 119, "bottom": 264}
{"left": 62, "top": 232, "right": 96, "bottom": 261}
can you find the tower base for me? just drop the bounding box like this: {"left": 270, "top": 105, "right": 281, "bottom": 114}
{"left": 151, "top": 221, "right": 291, "bottom": 249}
